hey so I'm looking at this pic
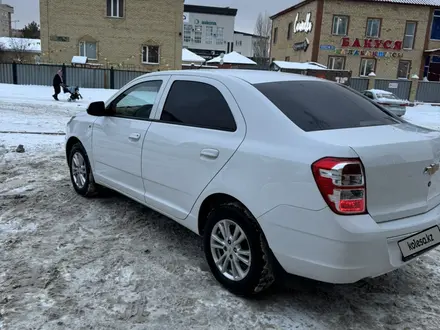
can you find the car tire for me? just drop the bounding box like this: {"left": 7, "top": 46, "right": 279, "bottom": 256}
{"left": 68, "top": 143, "right": 98, "bottom": 197}
{"left": 203, "top": 202, "right": 275, "bottom": 296}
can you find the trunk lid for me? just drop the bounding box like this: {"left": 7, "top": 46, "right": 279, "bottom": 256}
{"left": 310, "top": 123, "right": 440, "bottom": 222}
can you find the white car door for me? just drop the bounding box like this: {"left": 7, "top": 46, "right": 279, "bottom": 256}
{"left": 141, "top": 75, "right": 246, "bottom": 220}
{"left": 92, "top": 77, "right": 169, "bottom": 202}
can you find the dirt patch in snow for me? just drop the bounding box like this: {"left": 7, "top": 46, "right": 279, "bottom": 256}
{"left": 1, "top": 150, "right": 440, "bottom": 330}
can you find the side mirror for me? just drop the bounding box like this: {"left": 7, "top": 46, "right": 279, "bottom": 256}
{"left": 87, "top": 101, "right": 107, "bottom": 116}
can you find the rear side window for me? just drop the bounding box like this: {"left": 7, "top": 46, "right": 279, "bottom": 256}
{"left": 160, "top": 80, "right": 237, "bottom": 132}
{"left": 254, "top": 81, "right": 400, "bottom": 132}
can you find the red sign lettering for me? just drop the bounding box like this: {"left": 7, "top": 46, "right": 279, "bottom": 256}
{"left": 340, "top": 37, "right": 403, "bottom": 50}
{"left": 383, "top": 40, "right": 392, "bottom": 49}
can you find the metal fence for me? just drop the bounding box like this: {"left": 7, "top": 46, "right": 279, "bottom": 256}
{"left": 415, "top": 81, "right": 440, "bottom": 103}
{"left": 373, "top": 79, "right": 412, "bottom": 100}
{"left": 0, "top": 62, "right": 150, "bottom": 89}
{"left": 349, "top": 78, "right": 369, "bottom": 92}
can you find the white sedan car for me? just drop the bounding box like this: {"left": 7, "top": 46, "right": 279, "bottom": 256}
{"left": 362, "top": 89, "right": 408, "bottom": 117}
{"left": 66, "top": 70, "right": 440, "bottom": 296}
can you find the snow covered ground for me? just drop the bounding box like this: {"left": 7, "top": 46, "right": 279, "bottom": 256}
{"left": 2, "top": 83, "right": 440, "bottom": 329}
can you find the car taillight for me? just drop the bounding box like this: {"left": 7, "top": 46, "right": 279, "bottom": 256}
{"left": 311, "top": 157, "right": 366, "bottom": 215}
{"left": 377, "top": 102, "right": 390, "bottom": 106}
{"left": 399, "top": 103, "right": 408, "bottom": 107}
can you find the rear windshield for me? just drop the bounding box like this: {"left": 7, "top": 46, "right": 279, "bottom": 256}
{"left": 253, "top": 81, "right": 401, "bottom": 132}
{"left": 377, "top": 93, "right": 398, "bottom": 100}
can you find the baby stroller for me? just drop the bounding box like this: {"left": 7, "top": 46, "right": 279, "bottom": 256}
{"left": 62, "top": 84, "right": 83, "bottom": 102}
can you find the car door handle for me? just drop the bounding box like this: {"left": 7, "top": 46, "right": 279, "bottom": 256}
{"left": 200, "top": 148, "right": 219, "bottom": 159}
{"left": 128, "top": 133, "right": 141, "bottom": 141}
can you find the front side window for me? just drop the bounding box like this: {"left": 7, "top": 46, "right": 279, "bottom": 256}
{"left": 160, "top": 80, "right": 237, "bottom": 131}
{"left": 404, "top": 21, "right": 417, "bottom": 49}
{"left": 184, "top": 24, "right": 192, "bottom": 43}
{"left": 328, "top": 56, "right": 345, "bottom": 70}
{"left": 111, "top": 80, "right": 162, "bottom": 119}
{"left": 216, "top": 27, "right": 224, "bottom": 45}
{"left": 397, "top": 60, "right": 411, "bottom": 79}
{"left": 360, "top": 58, "right": 376, "bottom": 76}
{"left": 79, "top": 41, "right": 97, "bottom": 59}
{"left": 253, "top": 80, "right": 399, "bottom": 132}
{"left": 332, "top": 15, "right": 349, "bottom": 35}
{"left": 106, "top": 0, "right": 123, "bottom": 18}
{"left": 366, "top": 18, "right": 380, "bottom": 38}
{"left": 142, "top": 46, "right": 159, "bottom": 64}
{"left": 431, "top": 9, "right": 440, "bottom": 40}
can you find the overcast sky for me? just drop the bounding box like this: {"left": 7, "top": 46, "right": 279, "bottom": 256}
{"left": 5, "top": 0, "right": 300, "bottom": 32}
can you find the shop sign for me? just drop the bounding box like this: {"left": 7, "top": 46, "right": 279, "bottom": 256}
{"left": 293, "top": 38, "right": 310, "bottom": 51}
{"left": 341, "top": 37, "right": 403, "bottom": 50}
{"left": 320, "top": 44, "right": 335, "bottom": 50}
{"left": 334, "top": 48, "right": 403, "bottom": 58}
{"left": 294, "top": 12, "right": 313, "bottom": 33}
{"left": 194, "top": 19, "right": 217, "bottom": 25}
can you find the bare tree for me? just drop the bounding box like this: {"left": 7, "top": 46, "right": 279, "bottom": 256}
{"left": 8, "top": 38, "right": 30, "bottom": 62}
{"left": 253, "top": 11, "right": 272, "bottom": 65}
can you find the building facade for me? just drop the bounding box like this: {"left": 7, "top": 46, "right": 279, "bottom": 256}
{"left": 39, "top": 0, "right": 183, "bottom": 70}
{"left": 183, "top": 5, "right": 237, "bottom": 60}
{"left": 0, "top": 1, "right": 13, "bottom": 37}
{"left": 270, "top": 0, "right": 437, "bottom": 79}
{"left": 233, "top": 31, "right": 269, "bottom": 60}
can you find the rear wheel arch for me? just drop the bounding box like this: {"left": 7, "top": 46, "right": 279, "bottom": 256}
{"left": 198, "top": 193, "right": 261, "bottom": 235}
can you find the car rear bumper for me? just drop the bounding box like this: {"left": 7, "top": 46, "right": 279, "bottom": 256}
{"left": 257, "top": 204, "right": 440, "bottom": 284}
{"left": 385, "top": 106, "right": 406, "bottom": 116}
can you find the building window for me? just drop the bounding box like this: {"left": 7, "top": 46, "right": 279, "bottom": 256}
{"left": 235, "top": 40, "right": 242, "bottom": 46}
{"left": 193, "top": 25, "right": 202, "bottom": 44}
{"left": 332, "top": 15, "right": 349, "bottom": 36}
{"left": 360, "top": 58, "right": 376, "bottom": 76}
{"left": 184, "top": 24, "right": 192, "bottom": 43}
{"left": 431, "top": 9, "right": 440, "bottom": 40}
{"left": 273, "top": 27, "right": 278, "bottom": 44}
{"left": 216, "top": 27, "right": 224, "bottom": 45}
{"left": 206, "top": 26, "right": 214, "bottom": 44}
{"left": 328, "top": 56, "right": 345, "bottom": 70}
{"left": 287, "top": 22, "right": 293, "bottom": 39}
{"left": 142, "top": 45, "right": 159, "bottom": 64}
{"left": 404, "top": 21, "right": 417, "bottom": 49}
{"left": 397, "top": 60, "right": 411, "bottom": 79}
{"left": 285, "top": 56, "right": 290, "bottom": 61}
{"left": 79, "top": 41, "right": 97, "bottom": 60}
{"left": 106, "top": 0, "right": 123, "bottom": 18}
{"left": 366, "top": 18, "right": 381, "bottom": 38}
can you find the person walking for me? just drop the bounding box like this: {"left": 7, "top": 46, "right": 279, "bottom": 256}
{"left": 52, "top": 69, "right": 64, "bottom": 101}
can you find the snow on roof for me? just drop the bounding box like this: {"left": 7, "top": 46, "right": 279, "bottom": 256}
{"left": 273, "top": 60, "right": 327, "bottom": 70}
{"left": 182, "top": 48, "right": 206, "bottom": 63}
{"left": 207, "top": 51, "right": 257, "bottom": 65}
{"left": 0, "top": 37, "right": 41, "bottom": 53}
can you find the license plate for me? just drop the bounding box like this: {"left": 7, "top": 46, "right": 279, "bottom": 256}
{"left": 398, "top": 226, "right": 440, "bottom": 261}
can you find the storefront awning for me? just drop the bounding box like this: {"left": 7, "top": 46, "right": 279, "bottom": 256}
{"left": 424, "top": 48, "right": 440, "bottom": 54}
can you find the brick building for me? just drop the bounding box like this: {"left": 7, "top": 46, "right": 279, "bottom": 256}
{"left": 0, "top": 1, "right": 13, "bottom": 37}
{"left": 39, "top": 0, "right": 183, "bottom": 70}
{"left": 270, "top": 0, "right": 440, "bottom": 79}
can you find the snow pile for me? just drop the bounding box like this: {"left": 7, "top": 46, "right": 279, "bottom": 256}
{"left": 182, "top": 48, "right": 205, "bottom": 63}
{"left": 208, "top": 51, "right": 257, "bottom": 65}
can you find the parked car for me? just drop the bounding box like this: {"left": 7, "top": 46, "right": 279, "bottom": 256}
{"left": 66, "top": 70, "right": 440, "bottom": 296}
{"left": 362, "top": 89, "right": 408, "bottom": 116}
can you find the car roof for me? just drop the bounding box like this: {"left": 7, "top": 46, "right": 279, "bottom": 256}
{"left": 139, "top": 69, "right": 326, "bottom": 85}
